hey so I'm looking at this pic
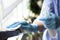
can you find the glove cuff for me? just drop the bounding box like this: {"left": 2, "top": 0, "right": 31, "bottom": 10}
{"left": 31, "top": 24, "right": 38, "bottom": 32}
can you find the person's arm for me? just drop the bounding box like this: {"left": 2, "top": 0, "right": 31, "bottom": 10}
{"left": 33, "top": 0, "right": 54, "bottom": 30}
{"left": 33, "top": 20, "right": 44, "bottom": 31}
{"left": 6, "top": 21, "right": 38, "bottom": 32}
{"left": 3, "top": 0, "right": 22, "bottom": 19}
{"left": 33, "top": 0, "right": 57, "bottom": 38}
{"left": 31, "top": 0, "right": 52, "bottom": 31}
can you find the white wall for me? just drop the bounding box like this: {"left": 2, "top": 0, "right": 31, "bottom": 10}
{"left": 0, "top": 0, "right": 24, "bottom": 31}
{"left": 0, "top": 0, "right": 31, "bottom": 31}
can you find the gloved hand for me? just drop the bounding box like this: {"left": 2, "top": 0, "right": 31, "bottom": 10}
{"left": 20, "top": 21, "right": 38, "bottom": 32}
{"left": 6, "top": 21, "right": 38, "bottom": 32}
{"left": 6, "top": 21, "right": 28, "bottom": 31}
{"left": 41, "top": 13, "right": 56, "bottom": 30}
{"left": 6, "top": 22, "right": 21, "bottom": 31}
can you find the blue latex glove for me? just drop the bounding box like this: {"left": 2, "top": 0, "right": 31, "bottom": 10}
{"left": 6, "top": 22, "right": 21, "bottom": 31}
{"left": 6, "top": 21, "right": 29, "bottom": 29}
{"left": 20, "top": 21, "right": 38, "bottom": 32}
{"left": 6, "top": 21, "right": 38, "bottom": 32}
{"left": 40, "top": 13, "right": 56, "bottom": 30}
{"left": 45, "top": 13, "right": 56, "bottom": 29}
